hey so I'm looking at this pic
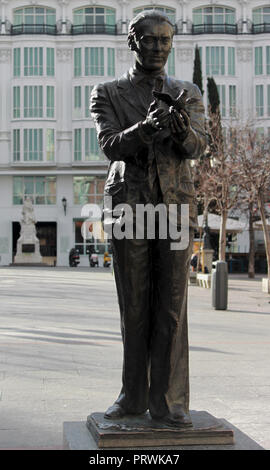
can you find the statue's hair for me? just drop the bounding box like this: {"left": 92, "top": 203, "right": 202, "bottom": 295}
{"left": 127, "top": 10, "right": 174, "bottom": 49}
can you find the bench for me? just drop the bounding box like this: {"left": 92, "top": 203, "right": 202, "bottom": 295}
{"left": 197, "top": 273, "right": 211, "bottom": 288}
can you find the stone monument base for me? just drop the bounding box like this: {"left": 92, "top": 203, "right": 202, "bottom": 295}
{"left": 85, "top": 411, "right": 234, "bottom": 448}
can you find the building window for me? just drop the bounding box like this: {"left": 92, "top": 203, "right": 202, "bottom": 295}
{"left": 23, "top": 129, "right": 43, "bottom": 161}
{"left": 13, "top": 87, "right": 20, "bottom": 118}
{"left": 229, "top": 85, "right": 236, "bottom": 117}
{"left": 73, "top": 176, "right": 108, "bottom": 250}
{"left": 85, "top": 47, "right": 104, "bottom": 76}
{"left": 24, "top": 47, "right": 43, "bottom": 76}
{"left": 73, "top": 176, "right": 105, "bottom": 205}
{"left": 193, "top": 6, "right": 235, "bottom": 33}
{"left": 216, "top": 84, "right": 226, "bottom": 117}
{"left": 266, "top": 46, "right": 270, "bottom": 74}
{"left": 13, "top": 48, "right": 21, "bottom": 77}
{"left": 46, "top": 129, "right": 55, "bottom": 161}
{"left": 73, "top": 128, "right": 105, "bottom": 162}
{"left": 167, "top": 48, "right": 175, "bottom": 76}
{"left": 74, "top": 48, "right": 82, "bottom": 77}
{"left": 253, "top": 7, "right": 270, "bottom": 25}
{"left": 46, "top": 86, "right": 55, "bottom": 118}
{"left": 133, "top": 6, "right": 176, "bottom": 24}
{"left": 13, "top": 6, "right": 56, "bottom": 33}
{"left": 85, "top": 128, "right": 103, "bottom": 161}
{"left": 193, "top": 6, "right": 235, "bottom": 25}
{"left": 13, "top": 176, "right": 56, "bottom": 205}
{"left": 14, "top": 129, "right": 55, "bottom": 162}
{"left": 74, "top": 129, "right": 82, "bottom": 161}
{"left": 46, "top": 48, "right": 55, "bottom": 76}
{"left": 85, "top": 85, "right": 93, "bottom": 117}
{"left": 13, "top": 130, "right": 20, "bottom": 161}
{"left": 255, "top": 47, "right": 263, "bottom": 75}
{"left": 256, "top": 85, "right": 264, "bottom": 117}
{"left": 253, "top": 7, "right": 270, "bottom": 32}
{"left": 228, "top": 47, "right": 235, "bottom": 75}
{"left": 107, "top": 48, "right": 115, "bottom": 76}
{"left": 24, "top": 86, "right": 43, "bottom": 118}
{"left": 74, "top": 86, "right": 82, "bottom": 115}
{"left": 73, "top": 6, "right": 116, "bottom": 33}
{"left": 206, "top": 46, "right": 225, "bottom": 75}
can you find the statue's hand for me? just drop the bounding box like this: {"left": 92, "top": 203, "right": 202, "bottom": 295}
{"left": 169, "top": 107, "right": 190, "bottom": 141}
{"left": 143, "top": 100, "right": 170, "bottom": 133}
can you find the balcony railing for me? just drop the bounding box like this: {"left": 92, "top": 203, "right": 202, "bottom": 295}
{"left": 6, "top": 21, "right": 270, "bottom": 36}
{"left": 192, "top": 23, "right": 237, "bottom": 34}
{"left": 71, "top": 24, "right": 117, "bottom": 35}
{"left": 11, "top": 24, "right": 57, "bottom": 35}
{"left": 252, "top": 23, "right": 270, "bottom": 34}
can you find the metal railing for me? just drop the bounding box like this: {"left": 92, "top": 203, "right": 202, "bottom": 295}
{"left": 71, "top": 24, "right": 117, "bottom": 35}
{"left": 8, "top": 21, "right": 270, "bottom": 36}
{"left": 11, "top": 24, "right": 57, "bottom": 35}
{"left": 252, "top": 23, "right": 270, "bottom": 34}
{"left": 192, "top": 23, "right": 237, "bottom": 34}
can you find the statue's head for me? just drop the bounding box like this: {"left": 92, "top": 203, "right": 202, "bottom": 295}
{"left": 24, "top": 196, "right": 32, "bottom": 206}
{"left": 128, "top": 10, "right": 174, "bottom": 73}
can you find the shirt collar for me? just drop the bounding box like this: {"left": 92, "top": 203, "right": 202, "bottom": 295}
{"left": 129, "top": 66, "right": 166, "bottom": 86}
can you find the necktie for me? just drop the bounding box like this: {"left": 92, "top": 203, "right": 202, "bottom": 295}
{"left": 154, "top": 76, "right": 164, "bottom": 93}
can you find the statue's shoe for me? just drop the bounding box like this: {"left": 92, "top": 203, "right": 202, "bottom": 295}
{"left": 104, "top": 403, "right": 126, "bottom": 419}
{"left": 154, "top": 411, "right": 193, "bottom": 428}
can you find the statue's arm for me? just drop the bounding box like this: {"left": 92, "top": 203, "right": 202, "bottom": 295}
{"left": 90, "top": 83, "right": 155, "bottom": 162}
{"left": 174, "top": 84, "right": 207, "bottom": 160}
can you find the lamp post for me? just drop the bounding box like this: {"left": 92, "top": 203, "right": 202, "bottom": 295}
{"left": 62, "top": 197, "right": 67, "bottom": 216}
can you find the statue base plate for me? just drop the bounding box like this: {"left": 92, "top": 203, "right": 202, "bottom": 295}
{"left": 86, "top": 411, "right": 234, "bottom": 448}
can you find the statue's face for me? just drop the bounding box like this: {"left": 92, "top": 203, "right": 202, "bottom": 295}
{"left": 132, "top": 20, "right": 173, "bottom": 72}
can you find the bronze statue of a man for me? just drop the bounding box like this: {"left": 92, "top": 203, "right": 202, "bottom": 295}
{"left": 90, "top": 10, "right": 206, "bottom": 428}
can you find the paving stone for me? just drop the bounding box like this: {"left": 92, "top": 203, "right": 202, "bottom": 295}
{"left": 0, "top": 267, "right": 269, "bottom": 449}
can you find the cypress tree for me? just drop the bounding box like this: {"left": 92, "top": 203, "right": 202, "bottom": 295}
{"left": 192, "top": 45, "right": 204, "bottom": 96}
{"left": 207, "top": 77, "right": 220, "bottom": 114}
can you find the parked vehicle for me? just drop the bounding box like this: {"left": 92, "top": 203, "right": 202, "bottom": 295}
{"left": 103, "top": 252, "right": 111, "bottom": 268}
{"left": 90, "top": 252, "right": 99, "bottom": 267}
{"left": 69, "top": 248, "right": 80, "bottom": 267}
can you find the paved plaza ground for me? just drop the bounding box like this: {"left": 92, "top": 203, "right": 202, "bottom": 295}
{"left": 0, "top": 266, "right": 269, "bottom": 450}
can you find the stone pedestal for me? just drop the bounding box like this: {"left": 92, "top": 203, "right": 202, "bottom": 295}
{"left": 14, "top": 197, "right": 42, "bottom": 264}
{"left": 86, "top": 411, "right": 234, "bottom": 449}
{"left": 262, "top": 278, "right": 270, "bottom": 293}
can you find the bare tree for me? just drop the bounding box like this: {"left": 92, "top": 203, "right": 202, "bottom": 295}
{"left": 236, "top": 127, "right": 270, "bottom": 286}
{"left": 194, "top": 114, "right": 240, "bottom": 261}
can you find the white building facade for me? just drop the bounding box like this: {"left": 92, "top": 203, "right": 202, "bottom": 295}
{"left": 0, "top": 0, "right": 269, "bottom": 266}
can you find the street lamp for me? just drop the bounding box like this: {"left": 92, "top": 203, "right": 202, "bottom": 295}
{"left": 62, "top": 197, "right": 67, "bottom": 216}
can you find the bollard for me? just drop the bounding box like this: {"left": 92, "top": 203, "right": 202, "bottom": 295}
{"left": 212, "top": 260, "right": 228, "bottom": 310}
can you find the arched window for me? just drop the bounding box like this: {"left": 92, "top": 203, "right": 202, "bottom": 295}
{"left": 13, "top": 6, "right": 56, "bottom": 34}
{"left": 73, "top": 6, "right": 116, "bottom": 34}
{"left": 253, "top": 6, "right": 270, "bottom": 33}
{"left": 193, "top": 6, "right": 236, "bottom": 34}
{"left": 133, "top": 6, "right": 176, "bottom": 24}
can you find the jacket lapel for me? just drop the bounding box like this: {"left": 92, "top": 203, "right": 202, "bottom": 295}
{"left": 116, "top": 73, "right": 185, "bottom": 118}
{"left": 117, "top": 74, "right": 148, "bottom": 118}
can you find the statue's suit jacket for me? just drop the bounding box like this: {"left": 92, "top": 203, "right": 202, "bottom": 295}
{"left": 90, "top": 70, "right": 207, "bottom": 418}
{"left": 90, "top": 69, "right": 207, "bottom": 228}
